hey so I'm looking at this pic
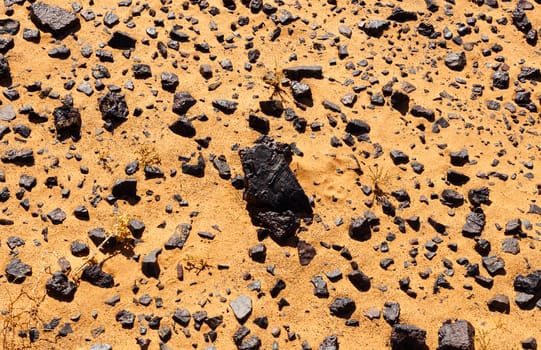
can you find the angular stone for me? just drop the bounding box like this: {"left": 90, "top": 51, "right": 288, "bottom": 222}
{"left": 30, "top": 2, "right": 80, "bottom": 37}
{"left": 169, "top": 115, "right": 196, "bottom": 137}
{"left": 363, "top": 20, "right": 390, "bottom": 37}
{"left": 390, "top": 324, "right": 427, "bottom": 350}
{"left": 319, "top": 335, "right": 339, "bottom": 350}
{"left": 482, "top": 255, "right": 505, "bottom": 276}
{"left": 98, "top": 91, "right": 128, "bottom": 121}
{"left": 45, "top": 271, "right": 77, "bottom": 301}
{"left": 311, "top": 275, "right": 329, "bottom": 298}
{"left": 348, "top": 269, "right": 371, "bottom": 291}
{"left": 142, "top": 248, "right": 162, "bottom": 278}
{"left": 297, "top": 240, "right": 316, "bottom": 266}
{"left": 345, "top": 119, "right": 370, "bottom": 135}
{"left": 81, "top": 264, "right": 114, "bottom": 288}
{"left": 462, "top": 208, "right": 485, "bottom": 237}
{"left": 1, "top": 148, "right": 34, "bottom": 166}
{"left": 212, "top": 99, "right": 238, "bottom": 114}
{"left": 437, "top": 319, "right": 475, "bottom": 350}
{"left": 283, "top": 66, "right": 323, "bottom": 80}
{"left": 165, "top": 223, "right": 191, "bottom": 250}
{"left": 487, "top": 294, "right": 510, "bottom": 313}
{"left": 329, "top": 297, "right": 355, "bottom": 318}
{"left": 108, "top": 31, "right": 136, "bottom": 49}
{"left": 111, "top": 179, "right": 137, "bottom": 200}
{"left": 444, "top": 52, "right": 467, "bottom": 71}
{"left": 47, "top": 208, "right": 66, "bottom": 224}
{"left": 0, "top": 19, "right": 19, "bottom": 35}
{"left": 383, "top": 301, "right": 400, "bottom": 325}
{"left": 6, "top": 258, "right": 32, "bottom": 282}
{"left": 53, "top": 104, "right": 81, "bottom": 139}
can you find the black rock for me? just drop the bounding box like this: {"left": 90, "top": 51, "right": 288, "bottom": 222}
{"left": 270, "top": 279, "right": 286, "bottom": 298}
{"left": 410, "top": 105, "right": 435, "bottom": 121}
{"left": 283, "top": 66, "right": 323, "bottom": 80}
{"left": 521, "top": 337, "right": 537, "bottom": 350}
{"left": 468, "top": 187, "right": 490, "bottom": 207}
{"left": 172, "top": 308, "right": 191, "bottom": 326}
{"left": 125, "top": 160, "right": 139, "bottom": 175}
{"left": 424, "top": 0, "right": 439, "bottom": 12}
{"left": 165, "top": 223, "right": 191, "bottom": 250}
{"left": 390, "top": 150, "right": 409, "bottom": 165}
{"left": 182, "top": 153, "right": 205, "bottom": 177}
{"left": 449, "top": 149, "right": 469, "bottom": 166}
{"left": 348, "top": 217, "right": 372, "bottom": 241}
{"left": 212, "top": 99, "right": 238, "bottom": 114}
{"left": 512, "top": 7, "right": 532, "bottom": 33}
{"left": 363, "top": 20, "right": 390, "bottom": 37}
{"left": 311, "top": 275, "right": 329, "bottom": 298}
{"left": 45, "top": 272, "right": 76, "bottom": 301}
{"left": 487, "top": 294, "right": 510, "bottom": 313}
{"left": 240, "top": 139, "right": 309, "bottom": 239}
{"left": 518, "top": 66, "right": 541, "bottom": 81}
{"left": 505, "top": 218, "right": 522, "bottom": 235}
{"left": 437, "top": 319, "right": 475, "bottom": 350}
{"left": 444, "top": 52, "right": 467, "bottom": 71}
{"left": 6, "top": 258, "right": 32, "bottom": 282}
{"left": 0, "top": 55, "right": 10, "bottom": 80}
{"left": 47, "top": 208, "right": 66, "bottom": 224}
{"left": 259, "top": 100, "right": 283, "bottom": 117}
{"left": 172, "top": 91, "right": 196, "bottom": 115}
{"left": 108, "top": 31, "right": 136, "bottom": 49}
{"left": 212, "top": 155, "right": 231, "bottom": 179}
{"left": 1, "top": 148, "right": 34, "bottom": 165}
{"left": 0, "top": 19, "right": 19, "bottom": 35}
{"left": 111, "top": 178, "right": 138, "bottom": 200}
{"left": 19, "top": 174, "right": 36, "bottom": 190}
{"left": 169, "top": 115, "right": 196, "bottom": 137}
{"left": 492, "top": 71, "right": 509, "bottom": 89}
{"left": 53, "top": 104, "right": 81, "bottom": 140}
{"left": 238, "top": 336, "right": 261, "bottom": 350}
{"left": 514, "top": 270, "right": 541, "bottom": 294}
{"left": 387, "top": 7, "right": 418, "bottom": 22}
{"left": 348, "top": 269, "right": 371, "bottom": 291}
{"left": 248, "top": 243, "right": 266, "bottom": 263}
{"left": 462, "top": 208, "right": 485, "bottom": 237}
{"left": 417, "top": 22, "right": 435, "bottom": 37}
{"left": 103, "top": 11, "right": 119, "bottom": 28}
{"left": 30, "top": 2, "right": 80, "bottom": 37}
{"left": 390, "top": 90, "right": 409, "bottom": 113}
{"left": 248, "top": 114, "right": 270, "bottom": 134}
{"left": 98, "top": 92, "right": 128, "bottom": 128}
{"left": 142, "top": 248, "right": 162, "bottom": 278}
{"left": 441, "top": 189, "right": 464, "bottom": 207}
{"left": 291, "top": 81, "right": 312, "bottom": 100}
{"left": 482, "top": 255, "right": 505, "bottom": 276}
{"left": 70, "top": 241, "right": 89, "bottom": 256}
{"left": 160, "top": 72, "right": 179, "bottom": 91}
{"left": 170, "top": 25, "right": 190, "bottom": 42}
{"left": 345, "top": 119, "right": 370, "bottom": 135}
{"left": 81, "top": 264, "right": 114, "bottom": 288}
{"left": 116, "top": 309, "right": 135, "bottom": 329}
{"left": 132, "top": 64, "right": 152, "bottom": 79}
{"left": 127, "top": 218, "right": 145, "bottom": 238}
{"left": 48, "top": 45, "right": 70, "bottom": 59}
{"left": 298, "top": 240, "right": 316, "bottom": 266}
{"left": 329, "top": 297, "right": 355, "bottom": 318}
{"left": 73, "top": 205, "right": 89, "bottom": 220}
{"left": 319, "top": 335, "right": 339, "bottom": 350}
{"left": 447, "top": 169, "right": 470, "bottom": 185}
{"left": 383, "top": 301, "right": 400, "bottom": 325}
{"left": 0, "top": 37, "right": 14, "bottom": 54}
{"left": 390, "top": 324, "right": 427, "bottom": 350}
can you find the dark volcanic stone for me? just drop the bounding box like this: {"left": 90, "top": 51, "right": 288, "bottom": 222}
{"left": 128, "top": 218, "right": 145, "bottom": 238}
{"left": 441, "top": 189, "right": 464, "bottom": 207}
{"left": 468, "top": 187, "right": 490, "bottom": 207}
{"left": 0, "top": 55, "right": 9, "bottom": 80}
{"left": 81, "top": 264, "right": 114, "bottom": 288}
{"left": 514, "top": 270, "right": 541, "bottom": 295}
{"left": 383, "top": 301, "right": 400, "bottom": 325}
{"left": 212, "top": 99, "right": 238, "bottom": 114}
{"left": 111, "top": 179, "right": 137, "bottom": 200}
{"left": 259, "top": 100, "right": 283, "bottom": 117}
{"left": 291, "top": 81, "right": 312, "bottom": 100}
{"left": 116, "top": 309, "right": 135, "bottom": 329}
{"left": 348, "top": 269, "right": 371, "bottom": 291}
{"left": 311, "top": 275, "right": 329, "bottom": 298}
{"left": 270, "top": 279, "right": 286, "bottom": 298}
{"left": 283, "top": 66, "right": 323, "bottom": 80}
{"left": 73, "top": 205, "right": 89, "bottom": 220}
{"left": 2, "top": 148, "right": 34, "bottom": 165}
{"left": 297, "top": 240, "right": 316, "bottom": 266}
{"left": 47, "top": 208, "right": 66, "bottom": 224}
{"left": 30, "top": 2, "right": 80, "bottom": 37}
{"left": 254, "top": 210, "right": 300, "bottom": 242}
{"left": 410, "top": 105, "right": 435, "bottom": 121}
{"left": 0, "top": 19, "right": 19, "bottom": 35}
{"left": 437, "top": 319, "right": 475, "bottom": 350}
{"left": 238, "top": 336, "right": 261, "bottom": 350}
{"left": 48, "top": 45, "right": 70, "bottom": 59}
{"left": 0, "top": 37, "right": 14, "bottom": 54}
{"left": 161, "top": 72, "right": 179, "bottom": 91}
{"left": 70, "top": 241, "right": 89, "bottom": 256}
{"left": 182, "top": 153, "right": 205, "bottom": 177}
{"left": 505, "top": 218, "right": 522, "bottom": 235}
{"left": 349, "top": 216, "right": 371, "bottom": 241}
{"left": 329, "top": 297, "right": 356, "bottom": 318}
{"left": 142, "top": 248, "right": 162, "bottom": 278}
{"left": 492, "top": 71, "right": 509, "bottom": 89}
{"left": 132, "top": 64, "right": 152, "bottom": 79}
{"left": 319, "top": 335, "right": 339, "bottom": 350}
{"left": 390, "top": 324, "right": 427, "bottom": 350}
{"left": 462, "top": 208, "right": 485, "bottom": 237}
{"left": 172, "top": 92, "right": 196, "bottom": 115}
{"left": 512, "top": 7, "right": 531, "bottom": 33}
{"left": 482, "top": 255, "right": 505, "bottom": 276}
{"left": 212, "top": 155, "right": 231, "bottom": 179}
{"left": 172, "top": 308, "right": 191, "bottom": 326}
{"left": 363, "top": 20, "right": 390, "bottom": 37}
{"left": 98, "top": 92, "right": 128, "bottom": 124}
{"left": 46, "top": 272, "right": 77, "bottom": 301}
{"left": 53, "top": 104, "right": 81, "bottom": 139}
{"left": 169, "top": 115, "right": 196, "bottom": 137}
{"left": 444, "top": 52, "right": 467, "bottom": 71}
{"left": 248, "top": 114, "right": 270, "bottom": 134}
{"left": 239, "top": 136, "right": 312, "bottom": 215}
{"left": 387, "top": 7, "right": 418, "bottom": 22}
{"left": 345, "top": 119, "right": 370, "bottom": 135}
{"left": 447, "top": 169, "right": 469, "bottom": 185}
{"left": 487, "top": 294, "right": 510, "bottom": 313}
{"left": 6, "top": 258, "right": 32, "bottom": 282}
{"left": 108, "top": 31, "right": 136, "bottom": 49}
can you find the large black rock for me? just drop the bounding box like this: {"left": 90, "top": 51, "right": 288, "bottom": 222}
{"left": 390, "top": 324, "right": 428, "bottom": 350}
{"left": 437, "top": 320, "right": 475, "bottom": 350}
{"left": 30, "top": 2, "right": 80, "bottom": 38}
{"left": 98, "top": 91, "right": 128, "bottom": 130}
{"left": 46, "top": 272, "right": 77, "bottom": 301}
{"left": 239, "top": 137, "right": 312, "bottom": 243}
{"left": 53, "top": 104, "right": 81, "bottom": 140}
{"left": 81, "top": 264, "right": 114, "bottom": 288}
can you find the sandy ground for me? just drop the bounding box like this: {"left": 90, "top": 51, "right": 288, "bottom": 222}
{"left": 0, "top": 0, "right": 541, "bottom": 349}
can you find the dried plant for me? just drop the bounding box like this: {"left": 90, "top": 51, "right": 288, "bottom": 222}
{"left": 366, "top": 165, "right": 392, "bottom": 203}
{"left": 70, "top": 213, "right": 134, "bottom": 280}
{"left": 97, "top": 149, "right": 113, "bottom": 173}
{"left": 184, "top": 255, "right": 212, "bottom": 276}
{"left": 136, "top": 144, "right": 161, "bottom": 167}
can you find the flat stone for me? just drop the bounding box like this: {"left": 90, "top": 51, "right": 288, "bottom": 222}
{"left": 30, "top": 2, "right": 80, "bottom": 37}
{"left": 230, "top": 295, "right": 252, "bottom": 322}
